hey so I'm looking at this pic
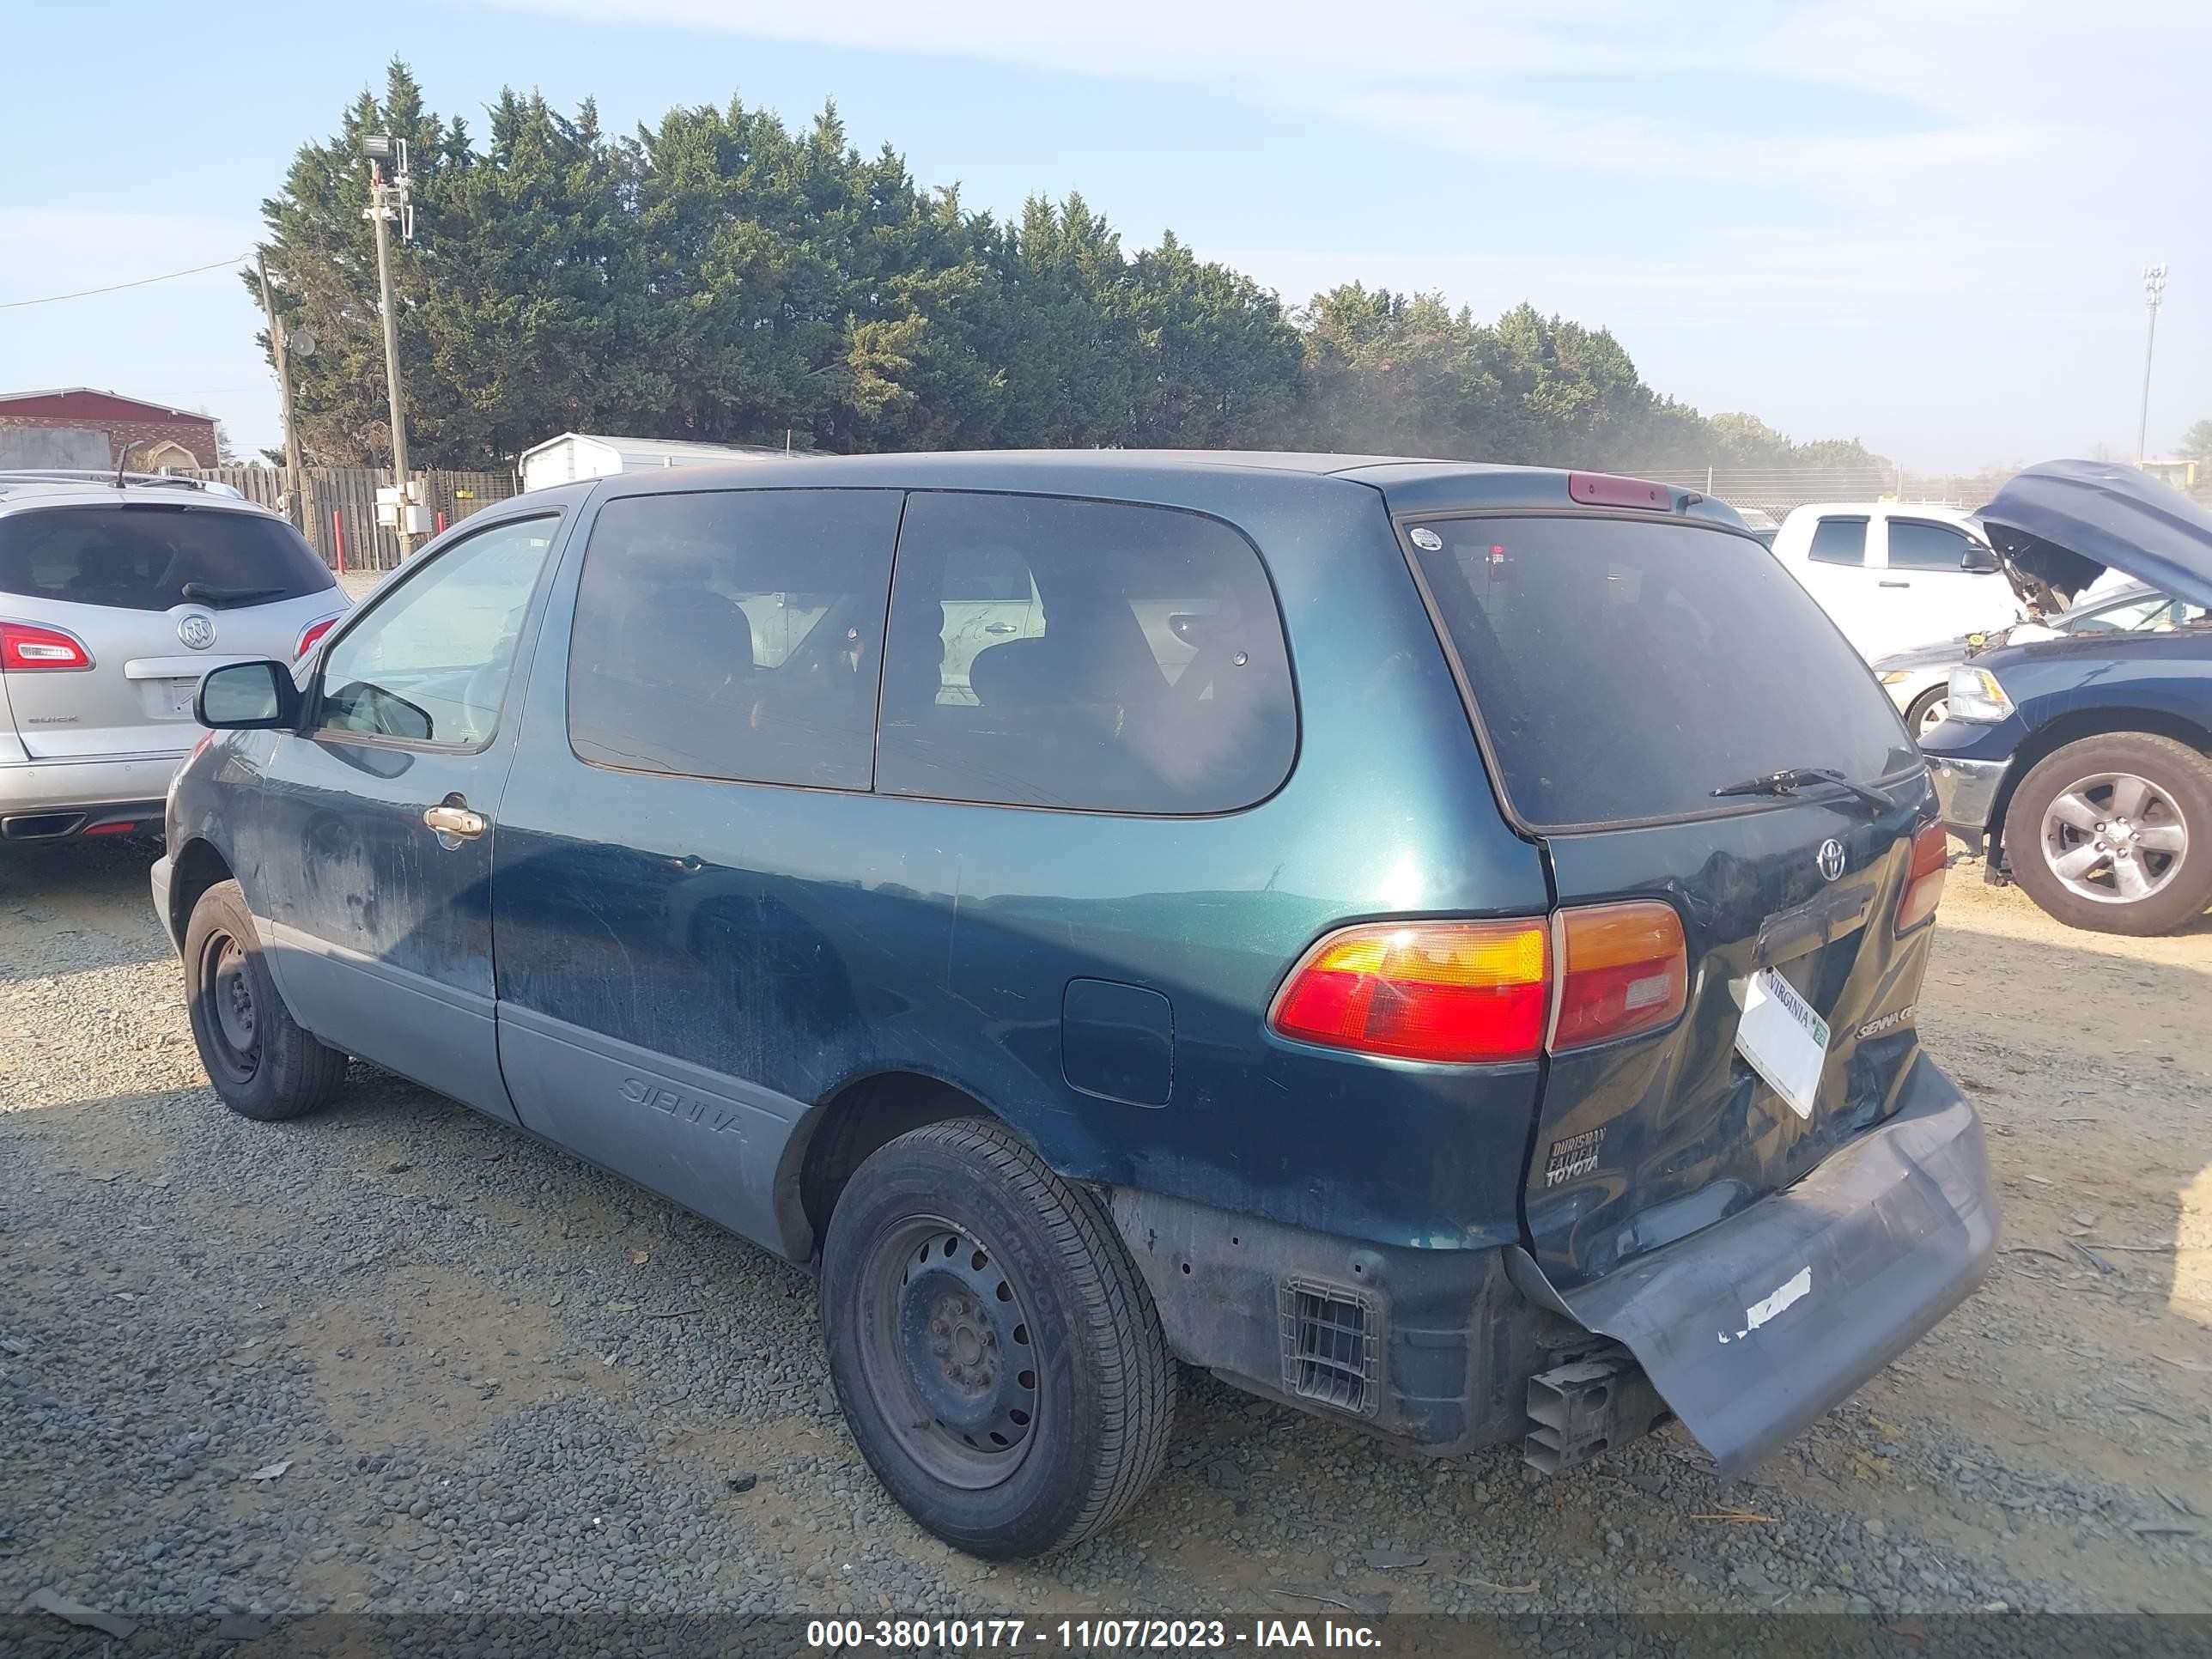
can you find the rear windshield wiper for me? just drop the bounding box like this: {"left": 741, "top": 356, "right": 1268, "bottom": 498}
{"left": 180, "top": 581, "right": 285, "bottom": 606}
{"left": 1711, "top": 767, "right": 1893, "bottom": 814}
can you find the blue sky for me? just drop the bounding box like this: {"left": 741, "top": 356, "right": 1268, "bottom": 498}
{"left": 3, "top": 0, "right": 2205, "bottom": 470}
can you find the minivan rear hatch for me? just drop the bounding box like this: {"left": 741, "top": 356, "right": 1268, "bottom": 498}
{"left": 1400, "top": 506, "right": 1938, "bottom": 1295}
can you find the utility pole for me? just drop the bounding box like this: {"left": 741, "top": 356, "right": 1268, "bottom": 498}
{"left": 362, "top": 134, "right": 418, "bottom": 556}
{"left": 256, "top": 251, "right": 308, "bottom": 534}
{"left": 2137, "top": 263, "right": 2167, "bottom": 466}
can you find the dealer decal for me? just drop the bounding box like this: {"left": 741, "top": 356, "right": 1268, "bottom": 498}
{"left": 1543, "top": 1126, "right": 1607, "bottom": 1188}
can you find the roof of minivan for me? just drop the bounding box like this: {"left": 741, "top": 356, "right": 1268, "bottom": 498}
{"left": 585, "top": 449, "right": 1741, "bottom": 525}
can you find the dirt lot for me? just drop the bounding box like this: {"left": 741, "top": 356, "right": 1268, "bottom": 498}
{"left": 3, "top": 842, "right": 2209, "bottom": 1640}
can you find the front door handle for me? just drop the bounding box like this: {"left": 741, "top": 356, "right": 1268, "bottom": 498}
{"left": 423, "top": 802, "right": 487, "bottom": 840}
{"left": 1878, "top": 580, "right": 1911, "bottom": 589}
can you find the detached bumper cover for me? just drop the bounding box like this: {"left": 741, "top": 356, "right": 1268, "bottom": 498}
{"left": 1531, "top": 1055, "right": 1996, "bottom": 1480}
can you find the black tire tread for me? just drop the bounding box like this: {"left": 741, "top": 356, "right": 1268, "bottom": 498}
{"left": 2005, "top": 733, "right": 2212, "bottom": 937}
{"left": 185, "top": 880, "right": 348, "bottom": 1121}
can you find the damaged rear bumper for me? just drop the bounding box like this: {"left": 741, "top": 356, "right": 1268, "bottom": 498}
{"left": 1518, "top": 1053, "right": 1996, "bottom": 1480}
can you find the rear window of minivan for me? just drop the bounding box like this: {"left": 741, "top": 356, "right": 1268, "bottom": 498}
{"left": 1407, "top": 515, "right": 1917, "bottom": 829}
{"left": 0, "top": 503, "right": 334, "bottom": 611}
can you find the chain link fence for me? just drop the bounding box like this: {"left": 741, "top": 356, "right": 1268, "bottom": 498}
{"left": 1627, "top": 466, "right": 1997, "bottom": 526}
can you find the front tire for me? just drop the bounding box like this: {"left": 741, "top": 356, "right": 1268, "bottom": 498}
{"left": 1905, "top": 686, "right": 1949, "bottom": 740}
{"left": 2004, "top": 733, "right": 2212, "bottom": 936}
{"left": 183, "top": 879, "right": 348, "bottom": 1120}
{"left": 820, "top": 1119, "right": 1175, "bottom": 1559}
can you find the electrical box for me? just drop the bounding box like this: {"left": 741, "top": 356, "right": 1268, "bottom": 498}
{"left": 374, "top": 483, "right": 431, "bottom": 534}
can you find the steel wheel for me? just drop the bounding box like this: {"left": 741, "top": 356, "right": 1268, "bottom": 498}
{"left": 2039, "top": 771, "right": 2191, "bottom": 905}
{"left": 198, "top": 927, "right": 261, "bottom": 1084}
{"left": 856, "top": 1216, "right": 1041, "bottom": 1491}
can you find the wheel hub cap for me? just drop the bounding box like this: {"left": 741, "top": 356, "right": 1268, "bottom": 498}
{"left": 894, "top": 1229, "right": 1036, "bottom": 1461}
{"left": 2040, "top": 771, "right": 2189, "bottom": 905}
{"left": 212, "top": 938, "right": 257, "bottom": 1054}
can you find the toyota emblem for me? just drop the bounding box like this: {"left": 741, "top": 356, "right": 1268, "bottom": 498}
{"left": 1816, "top": 838, "right": 1846, "bottom": 882}
{"left": 177, "top": 613, "right": 216, "bottom": 651}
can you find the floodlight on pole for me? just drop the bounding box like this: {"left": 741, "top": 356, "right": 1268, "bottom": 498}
{"left": 2136, "top": 263, "right": 2167, "bottom": 466}
{"left": 362, "top": 133, "right": 421, "bottom": 555}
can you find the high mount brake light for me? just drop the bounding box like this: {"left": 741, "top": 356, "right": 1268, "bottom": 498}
{"left": 1896, "top": 820, "right": 1948, "bottom": 934}
{"left": 0, "top": 621, "right": 93, "bottom": 671}
{"left": 1271, "top": 902, "right": 1691, "bottom": 1066}
{"left": 1567, "top": 472, "right": 1672, "bottom": 510}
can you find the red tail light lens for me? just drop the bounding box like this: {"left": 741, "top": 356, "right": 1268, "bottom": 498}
{"left": 1271, "top": 920, "right": 1550, "bottom": 1064}
{"left": 1896, "top": 820, "right": 1948, "bottom": 933}
{"left": 295, "top": 616, "right": 340, "bottom": 660}
{"left": 1, "top": 621, "right": 93, "bottom": 672}
{"left": 1552, "top": 901, "right": 1689, "bottom": 1051}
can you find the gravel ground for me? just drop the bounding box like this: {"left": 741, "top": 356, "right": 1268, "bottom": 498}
{"left": 2, "top": 842, "right": 2209, "bottom": 1648}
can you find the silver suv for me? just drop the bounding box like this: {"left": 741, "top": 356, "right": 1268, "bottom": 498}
{"left": 0, "top": 471, "right": 347, "bottom": 842}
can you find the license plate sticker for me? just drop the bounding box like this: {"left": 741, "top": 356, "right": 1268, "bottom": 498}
{"left": 1735, "top": 968, "right": 1830, "bottom": 1120}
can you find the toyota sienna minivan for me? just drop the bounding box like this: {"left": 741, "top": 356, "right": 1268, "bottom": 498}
{"left": 155, "top": 451, "right": 1996, "bottom": 1559}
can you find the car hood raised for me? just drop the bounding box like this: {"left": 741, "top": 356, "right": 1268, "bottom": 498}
{"left": 1978, "top": 459, "right": 2212, "bottom": 613}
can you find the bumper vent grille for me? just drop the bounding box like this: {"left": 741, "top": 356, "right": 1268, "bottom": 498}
{"left": 1279, "top": 1276, "right": 1376, "bottom": 1416}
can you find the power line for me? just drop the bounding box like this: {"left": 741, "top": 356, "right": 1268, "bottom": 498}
{"left": 0, "top": 255, "right": 247, "bottom": 311}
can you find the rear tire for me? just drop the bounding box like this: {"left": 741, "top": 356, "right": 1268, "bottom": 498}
{"left": 820, "top": 1119, "right": 1175, "bottom": 1559}
{"left": 2004, "top": 733, "right": 2212, "bottom": 936}
{"left": 183, "top": 879, "right": 347, "bottom": 1121}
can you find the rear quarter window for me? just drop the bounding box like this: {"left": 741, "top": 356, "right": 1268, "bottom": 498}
{"left": 0, "top": 504, "right": 333, "bottom": 611}
{"left": 1408, "top": 515, "right": 1917, "bottom": 829}
{"left": 876, "top": 492, "right": 1296, "bottom": 814}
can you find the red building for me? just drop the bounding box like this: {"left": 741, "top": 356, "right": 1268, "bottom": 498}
{"left": 0, "top": 387, "right": 219, "bottom": 470}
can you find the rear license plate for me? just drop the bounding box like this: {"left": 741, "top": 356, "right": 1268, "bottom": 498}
{"left": 1735, "top": 968, "right": 1830, "bottom": 1120}
{"left": 161, "top": 678, "right": 198, "bottom": 717}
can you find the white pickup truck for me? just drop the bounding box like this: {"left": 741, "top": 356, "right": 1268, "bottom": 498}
{"left": 1765, "top": 502, "right": 2021, "bottom": 660}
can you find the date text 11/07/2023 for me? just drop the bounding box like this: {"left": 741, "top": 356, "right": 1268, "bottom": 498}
{"left": 805, "top": 1618, "right": 1383, "bottom": 1650}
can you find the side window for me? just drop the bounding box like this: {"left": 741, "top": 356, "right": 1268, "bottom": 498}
{"left": 877, "top": 492, "right": 1296, "bottom": 813}
{"left": 1806, "top": 517, "right": 1869, "bottom": 567}
{"left": 566, "top": 489, "right": 900, "bottom": 789}
{"left": 317, "top": 515, "right": 557, "bottom": 746}
{"left": 1887, "top": 520, "right": 1973, "bottom": 572}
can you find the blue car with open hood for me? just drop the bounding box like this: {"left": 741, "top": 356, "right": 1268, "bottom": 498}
{"left": 153, "top": 451, "right": 1996, "bottom": 1558}
{"left": 1923, "top": 460, "right": 2212, "bottom": 935}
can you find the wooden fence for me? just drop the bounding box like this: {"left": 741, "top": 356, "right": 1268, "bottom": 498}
{"left": 183, "top": 467, "right": 519, "bottom": 573}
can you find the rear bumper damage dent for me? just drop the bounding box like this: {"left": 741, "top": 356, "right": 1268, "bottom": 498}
{"left": 1518, "top": 1054, "right": 1997, "bottom": 1480}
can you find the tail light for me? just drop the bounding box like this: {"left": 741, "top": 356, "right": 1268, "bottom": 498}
{"left": 295, "top": 616, "right": 340, "bottom": 659}
{"left": 1270, "top": 902, "right": 1692, "bottom": 1065}
{"left": 1896, "top": 820, "right": 1948, "bottom": 933}
{"left": 1271, "top": 919, "right": 1550, "bottom": 1063}
{"left": 1, "top": 621, "right": 94, "bottom": 672}
{"left": 1552, "top": 901, "right": 1689, "bottom": 1051}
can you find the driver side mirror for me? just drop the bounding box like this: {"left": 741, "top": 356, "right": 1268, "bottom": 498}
{"left": 1961, "top": 542, "right": 2001, "bottom": 574}
{"left": 196, "top": 659, "right": 301, "bottom": 731}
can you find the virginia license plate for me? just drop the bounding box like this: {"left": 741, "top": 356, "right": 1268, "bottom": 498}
{"left": 1735, "top": 968, "right": 1830, "bottom": 1120}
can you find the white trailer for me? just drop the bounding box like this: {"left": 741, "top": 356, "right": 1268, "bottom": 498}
{"left": 517, "top": 432, "right": 798, "bottom": 494}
